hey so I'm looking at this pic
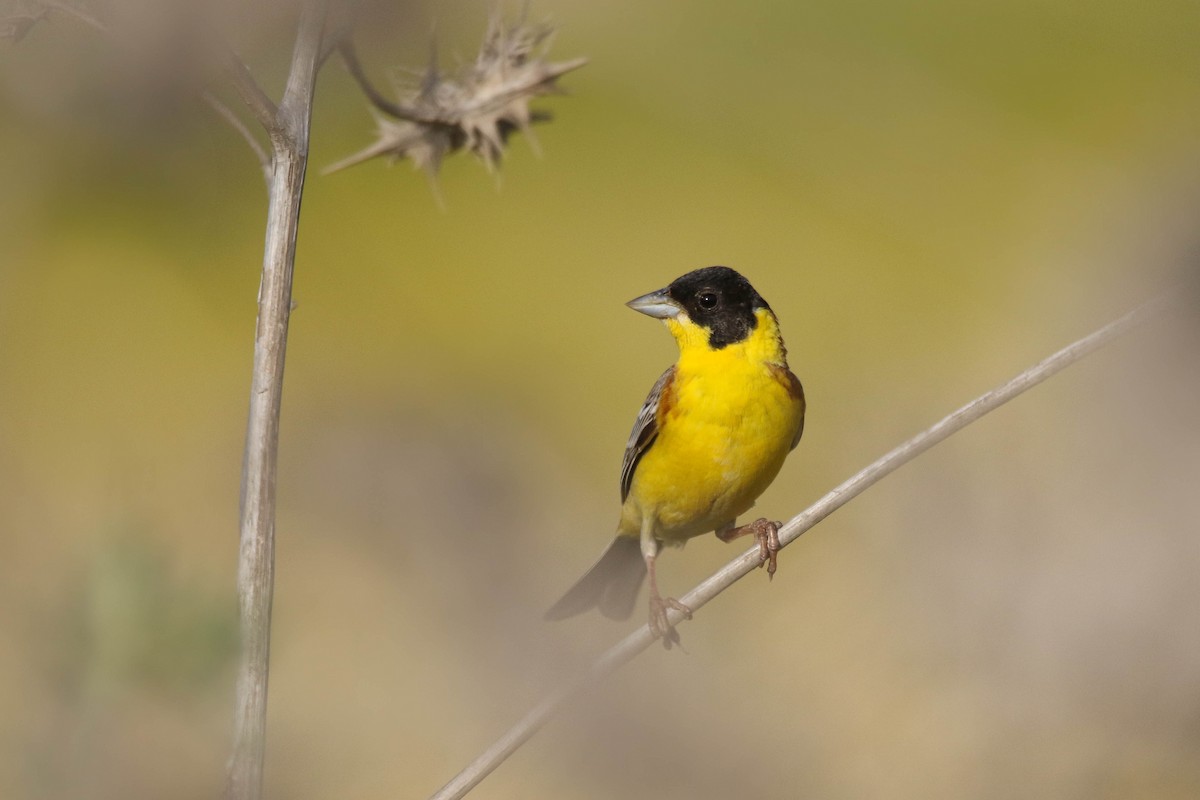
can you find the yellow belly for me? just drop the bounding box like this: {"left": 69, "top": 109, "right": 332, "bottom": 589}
{"left": 619, "top": 357, "right": 803, "bottom": 542}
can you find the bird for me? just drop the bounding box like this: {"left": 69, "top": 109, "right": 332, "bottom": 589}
{"left": 545, "top": 266, "right": 805, "bottom": 647}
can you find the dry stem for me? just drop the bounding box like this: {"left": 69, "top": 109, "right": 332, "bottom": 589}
{"left": 226, "top": 3, "right": 326, "bottom": 799}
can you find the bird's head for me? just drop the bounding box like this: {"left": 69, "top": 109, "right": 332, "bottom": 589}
{"left": 626, "top": 266, "right": 772, "bottom": 350}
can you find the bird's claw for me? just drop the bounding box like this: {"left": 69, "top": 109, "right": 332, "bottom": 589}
{"left": 717, "top": 517, "right": 784, "bottom": 579}
{"left": 749, "top": 518, "right": 782, "bottom": 579}
{"left": 648, "top": 592, "right": 692, "bottom": 650}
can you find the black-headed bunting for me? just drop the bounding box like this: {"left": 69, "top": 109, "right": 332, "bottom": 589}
{"left": 546, "top": 266, "right": 805, "bottom": 648}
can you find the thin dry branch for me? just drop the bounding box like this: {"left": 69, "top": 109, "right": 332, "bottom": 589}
{"left": 224, "top": 48, "right": 280, "bottom": 134}
{"left": 427, "top": 293, "right": 1172, "bottom": 800}
{"left": 202, "top": 92, "right": 271, "bottom": 183}
{"left": 226, "top": 2, "right": 326, "bottom": 799}
{"left": 316, "top": 11, "right": 351, "bottom": 67}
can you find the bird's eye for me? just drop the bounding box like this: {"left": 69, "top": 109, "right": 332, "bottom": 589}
{"left": 697, "top": 292, "right": 719, "bottom": 310}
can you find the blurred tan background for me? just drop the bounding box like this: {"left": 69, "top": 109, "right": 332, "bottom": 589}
{"left": 2, "top": 0, "right": 1199, "bottom": 798}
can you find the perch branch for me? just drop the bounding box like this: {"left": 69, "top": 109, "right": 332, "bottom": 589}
{"left": 427, "top": 292, "right": 1171, "bottom": 800}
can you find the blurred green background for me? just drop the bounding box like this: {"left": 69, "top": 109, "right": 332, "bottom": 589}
{"left": 2, "top": 0, "right": 1199, "bottom": 798}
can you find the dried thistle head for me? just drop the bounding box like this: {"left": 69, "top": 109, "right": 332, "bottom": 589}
{"left": 325, "top": 12, "right": 585, "bottom": 179}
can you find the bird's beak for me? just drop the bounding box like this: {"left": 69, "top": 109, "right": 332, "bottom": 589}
{"left": 626, "top": 288, "right": 682, "bottom": 320}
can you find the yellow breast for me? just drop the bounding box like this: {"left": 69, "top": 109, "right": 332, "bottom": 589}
{"left": 619, "top": 309, "right": 804, "bottom": 541}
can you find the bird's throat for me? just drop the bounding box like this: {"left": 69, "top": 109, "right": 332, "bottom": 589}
{"left": 668, "top": 308, "right": 788, "bottom": 368}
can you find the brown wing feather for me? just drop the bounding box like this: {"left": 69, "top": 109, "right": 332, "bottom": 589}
{"left": 770, "top": 364, "right": 806, "bottom": 451}
{"left": 620, "top": 366, "right": 675, "bottom": 503}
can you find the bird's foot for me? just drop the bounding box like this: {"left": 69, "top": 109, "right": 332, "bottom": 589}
{"left": 648, "top": 591, "right": 692, "bottom": 650}
{"left": 719, "top": 517, "right": 783, "bottom": 578}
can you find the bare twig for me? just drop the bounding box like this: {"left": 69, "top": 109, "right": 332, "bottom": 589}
{"left": 201, "top": 92, "right": 271, "bottom": 185}
{"left": 225, "top": 49, "right": 280, "bottom": 134}
{"left": 226, "top": 2, "right": 327, "bottom": 799}
{"left": 427, "top": 293, "right": 1171, "bottom": 800}
{"left": 316, "top": 11, "right": 351, "bottom": 67}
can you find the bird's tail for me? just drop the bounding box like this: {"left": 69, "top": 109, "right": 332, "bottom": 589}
{"left": 544, "top": 536, "right": 646, "bottom": 621}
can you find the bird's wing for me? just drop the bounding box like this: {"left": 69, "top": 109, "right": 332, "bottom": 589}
{"left": 770, "top": 364, "right": 807, "bottom": 451}
{"left": 785, "top": 369, "right": 806, "bottom": 450}
{"left": 620, "top": 366, "right": 675, "bottom": 503}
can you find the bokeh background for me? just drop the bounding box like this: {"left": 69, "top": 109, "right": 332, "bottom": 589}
{"left": 2, "top": 0, "right": 1199, "bottom": 798}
